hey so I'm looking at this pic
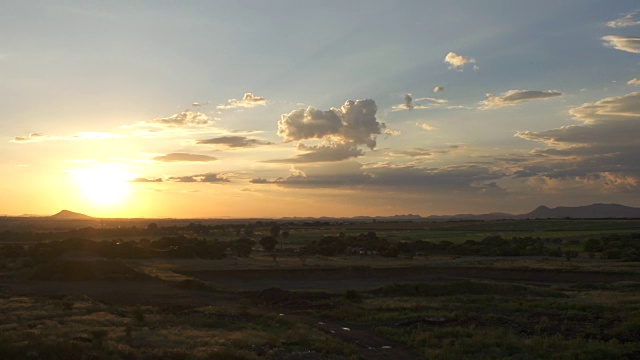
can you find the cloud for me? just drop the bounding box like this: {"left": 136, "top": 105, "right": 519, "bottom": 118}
{"left": 444, "top": 52, "right": 476, "bottom": 71}
{"left": 10, "top": 132, "right": 117, "bottom": 143}
{"left": 628, "top": 78, "right": 640, "bottom": 86}
{"left": 278, "top": 99, "right": 384, "bottom": 149}
{"left": 146, "top": 111, "right": 212, "bottom": 127}
{"left": 263, "top": 143, "right": 364, "bottom": 163}
{"left": 130, "top": 177, "right": 163, "bottom": 183}
{"left": 267, "top": 162, "right": 372, "bottom": 188}
{"left": 606, "top": 10, "right": 640, "bottom": 28}
{"left": 391, "top": 148, "right": 434, "bottom": 158}
{"left": 217, "top": 93, "right": 267, "bottom": 109}
{"left": 11, "top": 133, "right": 48, "bottom": 143}
{"left": 192, "top": 101, "right": 211, "bottom": 107}
{"left": 249, "top": 178, "right": 270, "bottom": 184}
{"left": 197, "top": 136, "right": 273, "bottom": 148}
{"left": 167, "top": 173, "right": 230, "bottom": 183}
{"left": 513, "top": 91, "right": 640, "bottom": 184}
{"left": 434, "top": 86, "right": 444, "bottom": 93}
{"left": 404, "top": 93, "right": 414, "bottom": 110}
{"left": 391, "top": 96, "right": 447, "bottom": 111}
{"left": 264, "top": 161, "right": 506, "bottom": 196}
{"left": 383, "top": 129, "right": 401, "bottom": 137}
{"left": 153, "top": 153, "right": 218, "bottom": 162}
{"left": 416, "top": 122, "right": 436, "bottom": 131}
{"left": 602, "top": 36, "right": 640, "bottom": 54}
{"left": 480, "top": 90, "right": 562, "bottom": 109}
{"left": 389, "top": 144, "right": 462, "bottom": 159}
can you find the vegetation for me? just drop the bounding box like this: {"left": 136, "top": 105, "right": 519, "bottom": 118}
{"left": 1, "top": 218, "right": 639, "bottom": 358}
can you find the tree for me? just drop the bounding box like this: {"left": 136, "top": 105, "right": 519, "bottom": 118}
{"left": 259, "top": 236, "right": 278, "bottom": 251}
{"left": 270, "top": 225, "right": 281, "bottom": 238}
{"left": 244, "top": 225, "right": 255, "bottom": 237}
{"left": 233, "top": 238, "right": 254, "bottom": 257}
{"left": 147, "top": 223, "right": 158, "bottom": 232}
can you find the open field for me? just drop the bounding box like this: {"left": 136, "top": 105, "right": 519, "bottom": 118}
{"left": 1, "top": 219, "right": 640, "bottom": 359}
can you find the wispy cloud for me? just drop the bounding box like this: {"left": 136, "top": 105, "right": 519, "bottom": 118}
{"left": 131, "top": 177, "right": 163, "bottom": 183}
{"left": 628, "top": 78, "right": 640, "bottom": 86}
{"left": 480, "top": 90, "right": 562, "bottom": 109}
{"left": 197, "top": 136, "right": 273, "bottom": 148}
{"left": 391, "top": 95, "right": 448, "bottom": 111}
{"left": 217, "top": 93, "right": 267, "bottom": 109}
{"left": 263, "top": 143, "right": 364, "bottom": 163}
{"left": 513, "top": 91, "right": 640, "bottom": 190}
{"left": 146, "top": 111, "right": 212, "bottom": 127}
{"left": 167, "top": 173, "right": 230, "bottom": 183}
{"left": 602, "top": 36, "right": 640, "bottom": 54}
{"left": 606, "top": 9, "right": 640, "bottom": 28}
{"left": 11, "top": 132, "right": 117, "bottom": 143}
{"left": 153, "top": 153, "right": 218, "bottom": 162}
{"left": 444, "top": 52, "right": 476, "bottom": 71}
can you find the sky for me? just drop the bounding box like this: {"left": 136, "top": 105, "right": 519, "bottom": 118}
{"left": 3, "top": 1, "right": 640, "bottom": 218}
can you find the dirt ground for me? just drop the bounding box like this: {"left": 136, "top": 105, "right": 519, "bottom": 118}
{"left": 1, "top": 258, "right": 638, "bottom": 360}
{"left": 178, "top": 265, "right": 640, "bottom": 291}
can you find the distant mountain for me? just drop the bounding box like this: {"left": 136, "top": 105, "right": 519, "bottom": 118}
{"left": 519, "top": 203, "right": 640, "bottom": 219}
{"left": 426, "top": 212, "right": 514, "bottom": 221}
{"left": 50, "top": 210, "right": 93, "bottom": 220}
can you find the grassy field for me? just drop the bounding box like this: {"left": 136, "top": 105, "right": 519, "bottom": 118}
{"left": 1, "top": 219, "right": 640, "bottom": 359}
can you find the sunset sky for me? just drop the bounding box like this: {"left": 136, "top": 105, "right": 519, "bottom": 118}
{"left": 3, "top": 1, "right": 640, "bottom": 218}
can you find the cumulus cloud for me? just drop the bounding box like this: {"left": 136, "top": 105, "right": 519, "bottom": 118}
{"left": 480, "top": 90, "right": 562, "bottom": 109}
{"left": 434, "top": 86, "right": 444, "bottom": 93}
{"left": 628, "top": 78, "right": 640, "bottom": 86}
{"left": 277, "top": 99, "right": 384, "bottom": 151}
{"left": 197, "top": 136, "right": 273, "bottom": 148}
{"left": 217, "top": 93, "right": 267, "bottom": 109}
{"left": 167, "top": 173, "right": 230, "bottom": 183}
{"left": 606, "top": 10, "right": 640, "bottom": 28}
{"left": 602, "top": 35, "right": 640, "bottom": 54}
{"left": 249, "top": 178, "right": 270, "bottom": 184}
{"left": 444, "top": 52, "right": 476, "bottom": 71}
{"left": 153, "top": 153, "right": 218, "bottom": 162}
{"left": 264, "top": 143, "right": 364, "bottom": 163}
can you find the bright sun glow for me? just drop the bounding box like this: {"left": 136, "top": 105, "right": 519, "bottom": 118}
{"left": 70, "top": 166, "right": 134, "bottom": 207}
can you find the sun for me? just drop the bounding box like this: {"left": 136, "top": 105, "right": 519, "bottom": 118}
{"left": 70, "top": 165, "right": 134, "bottom": 207}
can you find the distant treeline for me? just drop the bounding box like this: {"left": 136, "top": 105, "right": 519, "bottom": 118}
{"left": 1, "top": 228, "right": 639, "bottom": 263}
{"left": 0, "top": 221, "right": 283, "bottom": 243}
{"left": 296, "top": 232, "right": 640, "bottom": 261}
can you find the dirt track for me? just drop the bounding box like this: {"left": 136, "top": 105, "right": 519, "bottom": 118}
{"left": 179, "top": 266, "right": 640, "bottom": 291}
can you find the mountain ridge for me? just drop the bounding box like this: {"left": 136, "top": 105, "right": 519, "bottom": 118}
{"left": 27, "top": 204, "right": 640, "bottom": 221}
{"left": 50, "top": 210, "right": 94, "bottom": 220}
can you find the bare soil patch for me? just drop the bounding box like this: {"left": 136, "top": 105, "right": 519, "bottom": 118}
{"left": 179, "top": 266, "right": 640, "bottom": 291}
